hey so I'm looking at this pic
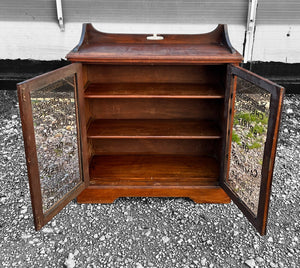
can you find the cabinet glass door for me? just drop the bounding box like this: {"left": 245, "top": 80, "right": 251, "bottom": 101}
{"left": 18, "top": 63, "right": 85, "bottom": 230}
{"left": 221, "top": 65, "right": 284, "bottom": 235}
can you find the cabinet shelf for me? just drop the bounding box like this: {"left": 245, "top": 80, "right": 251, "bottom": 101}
{"left": 89, "top": 155, "right": 219, "bottom": 186}
{"left": 87, "top": 119, "right": 221, "bottom": 139}
{"left": 84, "top": 83, "right": 224, "bottom": 99}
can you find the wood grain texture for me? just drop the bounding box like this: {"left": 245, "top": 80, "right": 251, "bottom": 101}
{"left": 91, "top": 139, "right": 219, "bottom": 156}
{"left": 17, "top": 63, "right": 86, "bottom": 230}
{"left": 67, "top": 24, "right": 243, "bottom": 64}
{"left": 87, "top": 119, "right": 221, "bottom": 139}
{"left": 84, "top": 83, "right": 225, "bottom": 99}
{"left": 86, "top": 64, "right": 226, "bottom": 84}
{"left": 89, "top": 155, "right": 219, "bottom": 181}
{"left": 88, "top": 98, "right": 222, "bottom": 120}
{"left": 221, "top": 64, "right": 285, "bottom": 235}
{"left": 77, "top": 186, "right": 231, "bottom": 204}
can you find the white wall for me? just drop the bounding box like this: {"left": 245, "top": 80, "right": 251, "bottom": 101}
{"left": 0, "top": 21, "right": 299, "bottom": 63}
{"left": 252, "top": 24, "right": 300, "bottom": 63}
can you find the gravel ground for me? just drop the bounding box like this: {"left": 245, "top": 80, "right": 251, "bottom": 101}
{"left": 0, "top": 90, "right": 299, "bottom": 268}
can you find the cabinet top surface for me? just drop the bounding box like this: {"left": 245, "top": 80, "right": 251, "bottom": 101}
{"left": 66, "top": 23, "right": 243, "bottom": 64}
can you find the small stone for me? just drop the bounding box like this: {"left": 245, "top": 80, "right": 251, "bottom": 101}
{"left": 209, "top": 264, "right": 214, "bottom": 268}
{"left": 256, "top": 256, "right": 264, "bottom": 263}
{"left": 267, "top": 237, "right": 274, "bottom": 243}
{"left": 207, "top": 240, "right": 212, "bottom": 245}
{"left": 287, "top": 108, "right": 293, "bottom": 114}
{"left": 21, "top": 233, "right": 32, "bottom": 239}
{"left": 293, "top": 236, "right": 298, "bottom": 242}
{"left": 270, "top": 262, "right": 278, "bottom": 268}
{"left": 145, "top": 230, "right": 151, "bottom": 237}
{"left": 201, "top": 257, "right": 207, "bottom": 266}
{"left": 20, "top": 208, "right": 27, "bottom": 214}
{"left": 64, "top": 253, "right": 75, "bottom": 268}
{"left": 12, "top": 115, "right": 17, "bottom": 119}
{"left": 94, "top": 234, "right": 98, "bottom": 239}
{"left": 162, "top": 236, "right": 170, "bottom": 243}
{"left": 42, "top": 227, "right": 53, "bottom": 233}
{"left": 51, "top": 220, "right": 56, "bottom": 227}
{"left": 74, "top": 249, "right": 79, "bottom": 256}
{"left": 136, "top": 263, "right": 143, "bottom": 268}
{"left": 284, "top": 128, "right": 289, "bottom": 133}
{"left": 245, "top": 259, "right": 256, "bottom": 268}
{"left": 100, "top": 235, "right": 105, "bottom": 241}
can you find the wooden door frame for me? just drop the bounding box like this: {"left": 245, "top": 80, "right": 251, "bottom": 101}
{"left": 221, "top": 64, "right": 284, "bottom": 235}
{"left": 17, "top": 63, "right": 87, "bottom": 230}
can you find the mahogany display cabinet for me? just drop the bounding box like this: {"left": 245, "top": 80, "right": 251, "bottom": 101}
{"left": 18, "top": 24, "right": 284, "bottom": 234}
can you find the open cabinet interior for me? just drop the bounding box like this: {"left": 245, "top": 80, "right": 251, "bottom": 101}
{"left": 82, "top": 64, "right": 227, "bottom": 193}
{"left": 17, "top": 23, "right": 284, "bottom": 234}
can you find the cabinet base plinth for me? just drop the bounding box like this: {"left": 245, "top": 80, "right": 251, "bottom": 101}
{"left": 77, "top": 186, "right": 230, "bottom": 204}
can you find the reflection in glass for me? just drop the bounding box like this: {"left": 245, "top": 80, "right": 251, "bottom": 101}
{"left": 228, "top": 77, "right": 271, "bottom": 216}
{"left": 30, "top": 75, "right": 81, "bottom": 212}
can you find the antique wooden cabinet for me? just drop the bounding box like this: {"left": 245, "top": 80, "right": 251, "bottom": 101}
{"left": 18, "top": 24, "right": 284, "bottom": 234}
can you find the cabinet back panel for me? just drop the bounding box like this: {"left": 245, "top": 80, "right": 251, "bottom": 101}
{"left": 91, "top": 139, "right": 219, "bottom": 157}
{"left": 88, "top": 99, "right": 222, "bottom": 120}
{"left": 86, "top": 65, "right": 226, "bottom": 84}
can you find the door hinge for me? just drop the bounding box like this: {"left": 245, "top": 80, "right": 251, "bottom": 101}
{"left": 36, "top": 216, "right": 43, "bottom": 230}
{"left": 21, "top": 88, "right": 26, "bottom": 102}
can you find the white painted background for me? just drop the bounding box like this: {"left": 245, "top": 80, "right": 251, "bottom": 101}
{"left": 0, "top": 21, "right": 299, "bottom": 63}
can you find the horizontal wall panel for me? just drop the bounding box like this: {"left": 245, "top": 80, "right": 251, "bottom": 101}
{"left": 257, "top": 0, "right": 300, "bottom": 24}
{"left": 63, "top": 0, "right": 247, "bottom": 24}
{"left": 1, "top": 0, "right": 247, "bottom": 24}
{"left": 0, "top": 1, "right": 56, "bottom": 21}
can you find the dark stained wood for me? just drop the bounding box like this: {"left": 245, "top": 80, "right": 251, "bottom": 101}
{"left": 20, "top": 23, "right": 288, "bottom": 235}
{"left": 67, "top": 24, "right": 243, "bottom": 64}
{"left": 91, "top": 139, "right": 219, "bottom": 156}
{"left": 17, "top": 81, "right": 44, "bottom": 230}
{"left": 17, "top": 63, "right": 86, "bottom": 230}
{"left": 84, "top": 83, "right": 224, "bottom": 99}
{"left": 88, "top": 98, "right": 222, "bottom": 120}
{"left": 90, "top": 177, "right": 218, "bottom": 187}
{"left": 77, "top": 186, "right": 231, "bottom": 204}
{"left": 87, "top": 119, "right": 221, "bottom": 139}
{"left": 90, "top": 155, "right": 219, "bottom": 181}
{"left": 259, "top": 87, "right": 284, "bottom": 235}
{"left": 75, "top": 64, "right": 90, "bottom": 188}
{"left": 221, "top": 64, "right": 285, "bottom": 235}
{"left": 86, "top": 65, "right": 226, "bottom": 84}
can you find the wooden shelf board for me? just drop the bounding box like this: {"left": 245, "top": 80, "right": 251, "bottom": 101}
{"left": 84, "top": 83, "right": 224, "bottom": 99}
{"left": 77, "top": 186, "right": 230, "bottom": 204}
{"left": 87, "top": 119, "right": 221, "bottom": 139}
{"left": 89, "top": 155, "right": 219, "bottom": 186}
